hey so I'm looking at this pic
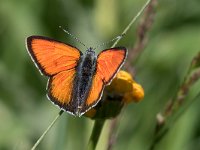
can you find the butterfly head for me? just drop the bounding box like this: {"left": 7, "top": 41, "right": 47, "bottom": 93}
{"left": 85, "top": 47, "right": 96, "bottom": 60}
{"left": 86, "top": 47, "right": 95, "bottom": 54}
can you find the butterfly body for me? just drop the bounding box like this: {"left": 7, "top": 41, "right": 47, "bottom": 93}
{"left": 26, "top": 36, "right": 127, "bottom": 116}
{"left": 72, "top": 48, "right": 97, "bottom": 115}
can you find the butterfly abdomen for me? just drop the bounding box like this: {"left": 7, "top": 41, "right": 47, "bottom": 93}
{"left": 72, "top": 48, "right": 97, "bottom": 115}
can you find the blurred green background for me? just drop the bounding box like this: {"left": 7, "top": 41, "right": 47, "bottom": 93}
{"left": 0, "top": 0, "right": 200, "bottom": 150}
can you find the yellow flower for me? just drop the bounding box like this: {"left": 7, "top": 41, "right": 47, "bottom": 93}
{"left": 85, "top": 70, "right": 144, "bottom": 119}
{"left": 106, "top": 70, "right": 144, "bottom": 103}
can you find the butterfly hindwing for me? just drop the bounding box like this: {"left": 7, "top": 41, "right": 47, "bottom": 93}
{"left": 47, "top": 68, "right": 76, "bottom": 112}
{"left": 81, "top": 74, "right": 104, "bottom": 113}
{"left": 26, "top": 36, "right": 82, "bottom": 76}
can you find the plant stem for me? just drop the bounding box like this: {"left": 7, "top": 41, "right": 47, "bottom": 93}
{"left": 87, "top": 119, "right": 105, "bottom": 150}
{"left": 31, "top": 110, "right": 64, "bottom": 150}
{"left": 112, "top": 0, "right": 152, "bottom": 48}
{"left": 107, "top": 117, "right": 119, "bottom": 150}
{"left": 150, "top": 91, "right": 200, "bottom": 150}
{"left": 150, "top": 52, "right": 200, "bottom": 150}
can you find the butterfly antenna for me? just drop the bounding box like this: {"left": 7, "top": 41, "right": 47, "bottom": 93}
{"left": 59, "top": 26, "right": 89, "bottom": 49}
{"left": 93, "top": 33, "right": 125, "bottom": 50}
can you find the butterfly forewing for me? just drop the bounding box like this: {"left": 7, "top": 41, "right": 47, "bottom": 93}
{"left": 96, "top": 47, "right": 127, "bottom": 84}
{"left": 26, "top": 36, "right": 82, "bottom": 76}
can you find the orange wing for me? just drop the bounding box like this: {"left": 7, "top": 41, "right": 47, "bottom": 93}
{"left": 47, "top": 68, "right": 76, "bottom": 112}
{"left": 96, "top": 47, "right": 127, "bottom": 84}
{"left": 82, "top": 47, "right": 127, "bottom": 112}
{"left": 26, "top": 36, "right": 82, "bottom": 76}
{"left": 81, "top": 74, "right": 104, "bottom": 113}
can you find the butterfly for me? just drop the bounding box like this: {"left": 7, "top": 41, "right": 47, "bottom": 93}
{"left": 26, "top": 36, "right": 127, "bottom": 116}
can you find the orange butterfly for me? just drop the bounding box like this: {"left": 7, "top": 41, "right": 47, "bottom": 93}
{"left": 26, "top": 36, "right": 127, "bottom": 116}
